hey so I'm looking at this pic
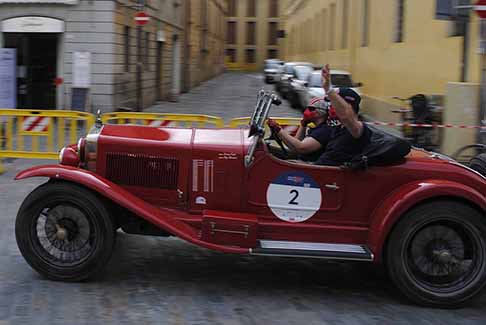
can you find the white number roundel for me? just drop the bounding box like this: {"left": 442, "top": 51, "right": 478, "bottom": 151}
{"left": 266, "top": 172, "right": 322, "bottom": 223}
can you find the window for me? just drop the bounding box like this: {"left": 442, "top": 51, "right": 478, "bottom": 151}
{"left": 330, "top": 4, "right": 336, "bottom": 50}
{"left": 342, "top": 0, "right": 349, "bottom": 49}
{"left": 245, "top": 49, "right": 256, "bottom": 63}
{"left": 124, "top": 26, "right": 130, "bottom": 72}
{"left": 269, "top": 0, "right": 278, "bottom": 17}
{"left": 227, "top": 21, "right": 236, "bottom": 44}
{"left": 226, "top": 48, "right": 236, "bottom": 62}
{"left": 449, "top": 20, "right": 466, "bottom": 37}
{"left": 267, "top": 49, "right": 278, "bottom": 59}
{"left": 145, "top": 32, "right": 150, "bottom": 70}
{"left": 228, "top": 0, "right": 237, "bottom": 17}
{"left": 247, "top": 0, "right": 256, "bottom": 17}
{"left": 322, "top": 9, "right": 328, "bottom": 50}
{"left": 268, "top": 22, "right": 278, "bottom": 45}
{"left": 246, "top": 22, "right": 256, "bottom": 45}
{"left": 394, "top": 0, "right": 405, "bottom": 42}
{"left": 201, "top": 0, "right": 208, "bottom": 51}
{"left": 362, "top": 0, "right": 370, "bottom": 46}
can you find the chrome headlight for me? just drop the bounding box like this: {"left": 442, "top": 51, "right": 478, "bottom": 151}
{"left": 84, "top": 125, "right": 102, "bottom": 171}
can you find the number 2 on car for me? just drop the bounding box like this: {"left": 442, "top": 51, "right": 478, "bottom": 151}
{"left": 266, "top": 172, "right": 322, "bottom": 223}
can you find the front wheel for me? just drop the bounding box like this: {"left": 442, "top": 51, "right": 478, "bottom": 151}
{"left": 386, "top": 201, "right": 486, "bottom": 308}
{"left": 15, "top": 182, "right": 115, "bottom": 282}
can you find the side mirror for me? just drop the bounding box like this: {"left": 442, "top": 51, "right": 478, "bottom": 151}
{"left": 303, "top": 81, "right": 309, "bottom": 87}
{"left": 354, "top": 82, "right": 363, "bottom": 87}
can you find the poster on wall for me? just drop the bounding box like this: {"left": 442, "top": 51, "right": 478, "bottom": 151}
{"left": 73, "top": 51, "right": 91, "bottom": 88}
{"left": 0, "top": 48, "right": 17, "bottom": 109}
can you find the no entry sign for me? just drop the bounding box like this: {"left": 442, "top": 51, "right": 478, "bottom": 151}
{"left": 476, "top": 0, "right": 486, "bottom": 19}
{"left": 135, "top": 12, "right": 149, "bottom": 25}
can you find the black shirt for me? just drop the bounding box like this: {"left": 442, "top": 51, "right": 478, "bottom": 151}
{"left": 316, "top": 124, "right": 371, "bottom": 166}
{"left": 301, "top": 123, "right": 333, "bottom": 162}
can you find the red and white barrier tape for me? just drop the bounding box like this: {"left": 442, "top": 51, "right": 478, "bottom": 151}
{"left": 366, "top": 121, "right": 486, "bottom": 129}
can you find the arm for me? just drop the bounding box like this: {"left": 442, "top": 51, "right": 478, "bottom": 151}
{"left": 295, "top": 125, "right": 306, "bottom": 141}
{"left": 322, "top": 65, "right": 364, "bottom": 138}
{"left": 278, "top": 129, "right": 322, "bottom": 155}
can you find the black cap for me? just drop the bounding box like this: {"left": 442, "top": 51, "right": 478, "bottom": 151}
{"left": 337, "top": 88, "right": 361, "bottom": 113}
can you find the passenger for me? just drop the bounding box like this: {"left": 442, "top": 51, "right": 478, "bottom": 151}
{"left": 267, "top": 64, "right": 371, "bottom": 166}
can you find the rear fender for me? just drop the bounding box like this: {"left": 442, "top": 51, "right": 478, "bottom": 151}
{"left": 368, "top": 179, "right": 486, "bottom": 262}
{"left": 16, "top": 165, "right": 248, "bottom": 254}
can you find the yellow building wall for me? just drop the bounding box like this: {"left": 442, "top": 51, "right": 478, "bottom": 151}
{"left": 226, "top": 0, "right": 289, "bottom": 71}
{"left": 186, "top": 0, "right": 227, "bottom": 89}
{"left": 284, "top": 0, "right": 478, "bottom": 103}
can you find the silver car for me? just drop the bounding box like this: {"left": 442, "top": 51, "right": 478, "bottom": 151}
{"left": 275, "top": 62, "right": 313, "bottom": 99}
{"left": 263, "top": 62, "right": 283, "bottom": 84}
{"left": 295, "top": 70, "right": 363, "bottom": 109}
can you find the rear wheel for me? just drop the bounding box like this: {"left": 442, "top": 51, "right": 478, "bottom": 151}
{"left": 15, "top": 182, "right": 115, "bottom": 282}
{"left": 386, "top": 201, "right": 486, "bottom": 308}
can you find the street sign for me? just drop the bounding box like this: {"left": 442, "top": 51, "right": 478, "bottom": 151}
{"left": 135, "top": 12, "right": 149, "bottom": 25}
{"left": 476, "top": 0, "right": 486, "bottom": 18}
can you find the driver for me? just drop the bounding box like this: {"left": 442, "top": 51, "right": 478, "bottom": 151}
{"left": 267, "top": 97, "right": 332, "bottom": 162}
{"left": 267, "top": 64, "right": 371, "bottom": 166}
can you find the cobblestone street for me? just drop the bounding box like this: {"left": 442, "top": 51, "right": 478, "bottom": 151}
{"left": 148, "top": 72, "right": 302, "bottom": 121}
{"left": 1, "top": 72, "right": 486, "bottom": 324}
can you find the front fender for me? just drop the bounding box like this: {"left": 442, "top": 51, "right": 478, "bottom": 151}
{"left": 16, "top": 165, "right": 248, "bottom": 254}
{"left": 368, "top": 179, "right": 486, "bottom": 262}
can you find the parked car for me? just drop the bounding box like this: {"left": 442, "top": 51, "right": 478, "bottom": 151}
{"left": 275, "top": 62, "right": 313, "bottom": 99}
{"left": 294, "top": 70, "right": 363, "bottom": 109}
{"left": 14, "top": 91, "right": 486, "bottom": 308}
{"left": 286, "top": 65, "right": 315, "bottom": 109}
{"left": 263, "top": 62, "right": 283, "bottom": 84}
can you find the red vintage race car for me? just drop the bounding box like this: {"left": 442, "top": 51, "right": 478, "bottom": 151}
{"left": 14, "top": 91, "right": 486, "bottom": 308}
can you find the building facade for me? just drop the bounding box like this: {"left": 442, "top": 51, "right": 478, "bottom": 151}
{"left": 184, "top": 0, "right": 227, "bottom": 90}
{"left": 283, "top": 0, "right": 483, "bottom": 112}
{"left": 116, "top": 0, "right": 186, "bottom": 109}
{"left": 225, "top": 0, "right": 288, "bottom": 71}
{"left": 0, "top": 0, "right": 226, "bottom": 112}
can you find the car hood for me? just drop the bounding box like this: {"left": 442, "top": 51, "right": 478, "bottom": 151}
{"left": 99, "top": 124, "right": 251, "bottom": 154}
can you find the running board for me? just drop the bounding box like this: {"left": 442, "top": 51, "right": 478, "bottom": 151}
{"left": 250, "top": 240, "right": 374, "bottom": 262}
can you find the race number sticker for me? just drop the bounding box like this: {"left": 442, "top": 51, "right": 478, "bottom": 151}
{"left": 266, "top": 172, "right": 322, "bottom": 223}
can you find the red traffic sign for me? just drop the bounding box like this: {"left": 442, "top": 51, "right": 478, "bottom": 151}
{"left": 476, "top": 0, "right": 486, "bottom": 19}
{"left": 135, "top": 12, "right": 150, "bottom": 25}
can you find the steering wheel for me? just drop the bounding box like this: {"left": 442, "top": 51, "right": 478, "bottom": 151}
{"left": 268, "top": 123, "right": 288, "bottom": 157}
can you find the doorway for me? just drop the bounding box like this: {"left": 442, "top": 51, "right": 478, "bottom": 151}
{"left": 156, "top": 41, "right": 163, "bottom": 101}
{"left": 171, "top": 34, "right": 181, "bottom": 98}
{"left": 4, "top": 33, "right": 58, "bottom": 109}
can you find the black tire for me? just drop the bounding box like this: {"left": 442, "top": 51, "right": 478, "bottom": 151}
{"left": 289, "top": 92, "right": 300, "bottom": 109}
{"left": 470, "top": 153, "right": 486, "bottom": 177}
{"left": 386, "top": 200, "right": 486, "bottom": 308}
{"left": 15, "top": 181, "right": 115, "bottom": 282}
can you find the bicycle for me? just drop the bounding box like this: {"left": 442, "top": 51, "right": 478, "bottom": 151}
{"left": 391, "top": 94, "right": 443, "bottom": 152}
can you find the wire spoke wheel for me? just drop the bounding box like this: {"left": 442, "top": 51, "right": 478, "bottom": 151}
{"left": 33, "top": 204, "right": 95, "bottom": 267}
{"left": 406, "top": 222, "right": 481, "bottom": 292}
{"left": 387, "top": 201, "right": 486, "bottom": 307}
{"left": 16, "top": 182, "right": 115, "bottom": 281}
